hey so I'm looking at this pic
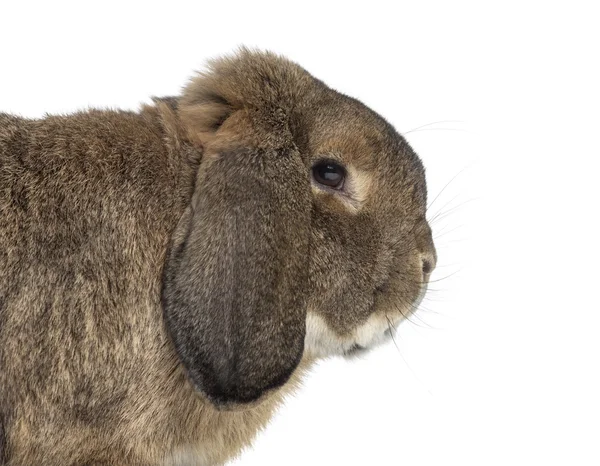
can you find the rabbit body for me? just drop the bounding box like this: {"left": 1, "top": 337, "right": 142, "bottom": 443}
{"left": 0, "top": 49, "right": 436, "bottom": 465}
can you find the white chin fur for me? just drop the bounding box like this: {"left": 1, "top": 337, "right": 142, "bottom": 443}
{"left": 304, "top": 284, "right": 428, "bottom": 359}
{"left": 303, "top": 313, "right": 389, "bottom": 358}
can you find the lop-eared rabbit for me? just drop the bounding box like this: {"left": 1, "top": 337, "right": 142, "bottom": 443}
{"left": 0, "top": 49, "right": 436, "bottom": 465}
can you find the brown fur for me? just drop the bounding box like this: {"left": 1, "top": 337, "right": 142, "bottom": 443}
{"left": 0, "top": 49, "right": 435, "bottom": 465}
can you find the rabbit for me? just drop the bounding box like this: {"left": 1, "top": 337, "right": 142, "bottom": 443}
{"left": 0, "top": 48, "right": 437, "bottom": 465}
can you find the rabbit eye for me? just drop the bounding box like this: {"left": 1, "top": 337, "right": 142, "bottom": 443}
{"left": 312, "top": 162, "right": 346, "bottom": 189}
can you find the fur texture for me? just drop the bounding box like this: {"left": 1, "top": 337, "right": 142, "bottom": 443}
{"left": 0, "top": 49, "right": 436, "bottom": 465}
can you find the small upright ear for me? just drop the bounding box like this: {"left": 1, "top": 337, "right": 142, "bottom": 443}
{"left": 162, "top": 50, "right": 312, "bottom": 407}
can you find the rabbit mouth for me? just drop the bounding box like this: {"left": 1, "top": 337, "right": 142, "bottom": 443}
{"left": 342, "top": 323, "right": 397, "bottom": 358}
{"left": 343, "top": 343, "right": 369, "bottom": 357}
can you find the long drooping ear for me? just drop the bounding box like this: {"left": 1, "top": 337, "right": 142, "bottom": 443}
{"left": 162, "top": 50, "right": 313, "bottom": 407}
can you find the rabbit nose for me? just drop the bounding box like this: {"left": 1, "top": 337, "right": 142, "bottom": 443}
{"left": 421, "top": 252, "right": 436, "bottom": 279}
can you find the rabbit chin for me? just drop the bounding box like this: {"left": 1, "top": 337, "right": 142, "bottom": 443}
{"left": 303, "top": 285, "right": 429, "bottom": 359}
{"left": 303, "top": 312, "right": 398, "bottom": 359}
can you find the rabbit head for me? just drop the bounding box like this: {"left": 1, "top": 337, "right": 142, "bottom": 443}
{"left": 162, "top": 49, "right": 436, "bottom": 408}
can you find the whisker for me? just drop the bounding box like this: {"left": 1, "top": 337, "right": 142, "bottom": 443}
{"left": 433, "top": 238, "right": 470, "bottom": 247}
{"left": 426, "top": 167, "right": 469, "bottom": 212}
{"left": 427, "top": 193, "right": 463, "bottom": 223}
{"left": 405, "top": 127, "right": 469, "bottom": 134}
{"left": 426, "top": 270, "right": 461, "bottom": 283}
{"left": 431, "top": 262, "right": 463, "bottom": 268}
{"left": 387, "top": 315, "right": 398, "bottom": 333}
{"left": 384, "top": 315, "right": 432, "bottom": 394}
{"left": 386, "top": 315, "right": 401, "bottom": 351}
{"left": 433, "top": 224, "right": 464, "bottom": 240}
{"left": 428, "top": 197, "right": 477, "bottom": 225}
{"left": 420, "top": 287, "right": 448, "bottom": 293}
{"left": 392, "top": 301, "right": 433, "bottom": 328}
{"left": 419, "top": 295, "right": 445, "bottom": 304}
{"left": 402, "top": 120, "right": 466, "bottom": 135}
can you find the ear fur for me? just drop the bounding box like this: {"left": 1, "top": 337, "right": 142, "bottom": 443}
{"left": 178, "top": 47, "right": 314, "bottom": 145}
{"left": 162, "top": 49, "right": 313, "bottom": 407}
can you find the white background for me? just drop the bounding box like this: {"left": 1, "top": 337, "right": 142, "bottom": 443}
{"left": 2, "top": 1, "right": 599, "bottom": 465}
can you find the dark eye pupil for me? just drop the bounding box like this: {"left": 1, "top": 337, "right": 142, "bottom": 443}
{"left": 313, "top": 163, "right": 345, "bottom": 189}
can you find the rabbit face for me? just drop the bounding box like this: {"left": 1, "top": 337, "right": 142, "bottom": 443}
{"left": 295, "top": 92, "right": 437, "bottom": 358}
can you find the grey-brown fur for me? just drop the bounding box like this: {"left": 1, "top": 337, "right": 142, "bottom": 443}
{"left": 0, "top": 49, "right": 435, "bottom": 465}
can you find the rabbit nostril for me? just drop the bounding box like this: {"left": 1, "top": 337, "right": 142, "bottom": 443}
{"left": 422, "top": 259, "right": 433, "bottom": 275}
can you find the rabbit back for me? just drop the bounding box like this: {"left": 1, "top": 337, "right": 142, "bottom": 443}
{"left": 0, "top": 108, "right": 198, "bottom": 464}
